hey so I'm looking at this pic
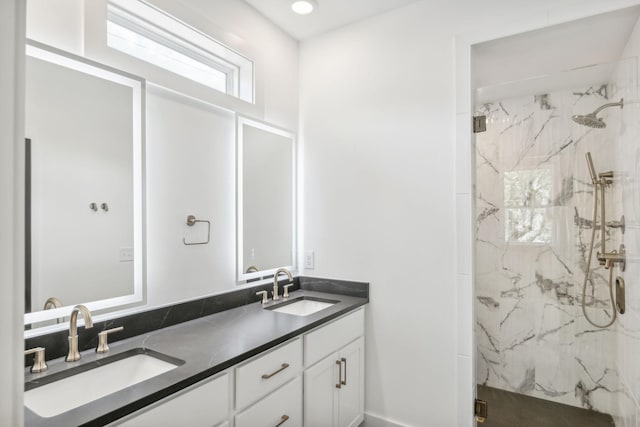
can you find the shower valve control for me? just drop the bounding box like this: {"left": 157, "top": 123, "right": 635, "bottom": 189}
{"left": 597, "top": 244, "right": 626, "bottom": 272}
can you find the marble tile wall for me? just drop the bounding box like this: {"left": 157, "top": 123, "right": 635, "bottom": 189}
{"left": 612, "top": 51, "right": 640, "bottom": 426}
{"left": 474, "top": 80, "right": 636, "bottom": 417}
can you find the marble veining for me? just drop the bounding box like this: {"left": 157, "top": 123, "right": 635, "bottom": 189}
{"left": 475, "top": 84, "right": 631, "bottom": 415}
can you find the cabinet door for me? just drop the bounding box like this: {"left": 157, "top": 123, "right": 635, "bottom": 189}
{"left": 338, "top": 337, "right": 364, "bottom": 427}
{"left": 304, "top": 351, "right": 340, "bottom": 427}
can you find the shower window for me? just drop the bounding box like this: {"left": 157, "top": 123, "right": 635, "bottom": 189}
{"left": 503, "top": 168, "right": 552, "bottom": 244}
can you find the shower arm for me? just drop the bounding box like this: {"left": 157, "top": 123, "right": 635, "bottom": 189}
{"left": 592, "top": 99, "right": 624, "bottom": 115}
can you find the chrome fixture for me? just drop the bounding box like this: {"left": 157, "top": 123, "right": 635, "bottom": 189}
{"left": 43, "top": 296, "right": 64, "bottom": 324}
{"left": 245, "top": 265, "right": 260, "bottom": 273}
{"left": 261, "top": 363, "right": 289, "bottom": 379}
{"left": 585, "top": 153, "right": 626, "bottom": 270}
{"left": 100, "top": 202, "right": 109, "bottom": 212}
{"left": 256, "top": 290, "right": 269, "bottom": 305}
{"left": 66, "top": 304, "right": 93, "bottom": 362}
{"left": 572, "top": 98, "right": 623, "bottom": 128}
{"left": 89, "top": 202, "right": 98, "bottom": 212}
{"left": 272, "top": 268, "right": 293, "bottom": 302}
{"left": 275, "top": 415, "right": 290, "bottom": 427}
{"left": 283, "top": 283, "right": 293, "bottom": 299}
{"left": 581, "top": 153, "right": 625, "bottom": 328}
{"left": 616, "top": 276, "right": 626, "bottom": 314}
{"left": 96, "top": 326, "right": 124, "bottom": 353}
{"left": 43, "top": 296, "right": 62, "bottom": 310}
{"left": 24, "top": 347, "right": 47, "bottom": 373}
{"left": 183, "top": 214, "right": 211, "bottom": 245}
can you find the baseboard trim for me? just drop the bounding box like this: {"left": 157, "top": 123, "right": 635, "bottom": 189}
{"left": 363, "top": 412, "right": 407, "bottom": 427}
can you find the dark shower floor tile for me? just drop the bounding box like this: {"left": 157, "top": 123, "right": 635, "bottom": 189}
{"left": 477, "top": 385, "right": 615, "bottom": 427}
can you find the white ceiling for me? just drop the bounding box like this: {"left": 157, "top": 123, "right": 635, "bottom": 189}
{"left": 243, "top": 0, "right": 421, "bottom": 40}
{"left": 474, "top": 6, "right": 640, "bottom": 103}
{"left": 241, "top": 1, "right": 640, "bottom": 102}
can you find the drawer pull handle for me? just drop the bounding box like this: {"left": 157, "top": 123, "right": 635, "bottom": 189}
{"left": 275, "top": 415, "right": 290, "bottom": 426}
{"left": 336, "top": 360, "right": 342, "bottom": 389}
{"left": 262, "top": 363, "right": 290, "bottom": 379}
{"left": 341, "top": 357, "right": 347, "bottom": 386}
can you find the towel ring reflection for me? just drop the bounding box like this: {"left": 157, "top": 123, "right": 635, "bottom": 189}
{"left": 183, "top": 215, "right": 211, "bottom": 245}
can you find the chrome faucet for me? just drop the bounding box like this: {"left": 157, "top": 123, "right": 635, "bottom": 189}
{"left": 66, "top": 304, "right": 93, "bottom": 362}
{"left": 272, "top": 268, "right": 293, "bottom": 302}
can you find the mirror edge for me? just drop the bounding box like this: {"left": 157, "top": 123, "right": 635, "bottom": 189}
{"left": 236, "top": 115, "right": 298, "bottom": 283}
{"left": 23, "top": 39, "right": 147, "bottom": 327}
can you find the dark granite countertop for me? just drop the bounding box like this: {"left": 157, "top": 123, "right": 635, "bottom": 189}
{"left": 24, "top": 286, "right": 368, "bottom": 426}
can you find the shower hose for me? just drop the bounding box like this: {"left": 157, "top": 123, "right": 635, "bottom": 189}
{"left": 582, "top": 179, "right": 616, "bottom": 328}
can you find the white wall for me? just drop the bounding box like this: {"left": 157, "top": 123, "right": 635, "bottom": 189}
{"left": 300, "top": 0, "right": 640, "bottom": 425}
{"left": 0, "top": 0, "right": 24, "bottom": 425}
{"left": 145, "top": 87, "right": 236, "bottom": 306}
{"left": 25, "top": 0, "right": 299, "bottom": 310}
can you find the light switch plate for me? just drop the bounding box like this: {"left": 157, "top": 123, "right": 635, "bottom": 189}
{"left": 304, "top": 251, "right": 315, "bottom": 269}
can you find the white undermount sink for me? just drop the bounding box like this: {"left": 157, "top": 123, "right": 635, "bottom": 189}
{"left": 25, "top": 350, "right": 181, "bottom": 417}
{"left": 269, "top": 297, "right": 338, "bottom": 316}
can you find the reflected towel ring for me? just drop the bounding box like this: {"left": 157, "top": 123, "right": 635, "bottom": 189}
{"left": 183, "top": 215, "right": 211, "bottom": 245}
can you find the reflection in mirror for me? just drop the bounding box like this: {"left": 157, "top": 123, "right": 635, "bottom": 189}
{"left": 237, "top": 117, "right": 296, "bottom": 282}
{"left": 24, "top": 40, "right": 145, "bottom": 329}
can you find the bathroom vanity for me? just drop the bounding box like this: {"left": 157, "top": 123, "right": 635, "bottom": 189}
{"left": 21, "top": 27, "right": 366, "bottom": 427}
{"left": 24, "top": 279, "right": 368, "bottom": 427}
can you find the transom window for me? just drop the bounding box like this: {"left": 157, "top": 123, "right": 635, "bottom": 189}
{"left": 107, "top": 0, "right": 254, "bottom": 103}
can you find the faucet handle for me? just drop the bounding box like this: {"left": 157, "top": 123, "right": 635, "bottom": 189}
{"left": 283, "top": 284, "right": 293, "bottom": 299}
{"left": 24, "top": 347, "right": 48, "bottom": 373}
{"left": 256, "top": 290, "right": 269, "bottom": 305}
{"left": 96, "top": 326, "right": 124, "bottom": 353}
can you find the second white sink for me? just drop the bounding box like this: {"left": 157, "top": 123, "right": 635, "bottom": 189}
{"left": 25, "top": 350, "right": 181, "bottom": 417}
{"left": 269, "top": 297, "right": 337, "bottom": 316}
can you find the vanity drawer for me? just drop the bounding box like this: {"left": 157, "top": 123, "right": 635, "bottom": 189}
{"left": 235, "top": 376, "right": 302, "bottom": 427}
{"left": 116, "top": 372, "right": 229, "bottom": 426}
{"left": 304, "top": 308, "right": 364, "bottom": 367}
{"left": 235, "top": 338, "right": 302, "bottom": 409}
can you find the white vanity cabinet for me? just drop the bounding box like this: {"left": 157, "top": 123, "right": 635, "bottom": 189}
{"left": 109, "top": 307, "right": 364, "bottom": 427}
{"left": 234, "top": 338, "right": 303, "bottom": 426}
{"left": 303, "top": 309, "right": 365, "bottom": 427}
{"left": 113, "top": 372, "right": 230, "bottom": 427}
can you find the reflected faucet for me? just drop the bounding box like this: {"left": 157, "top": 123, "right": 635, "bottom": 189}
{"left": 43, "top": 297, "right": 62, "bottom": 310}
{"left": 66, "top": 304, "right": 93, "bottom": 362}
{"left": 43, "top": 296, "right": 64, "bottom": 324}
{"left": 245, "top": 265, "right": 260, "bottom": 273}
{"left": 272, "top": 268, "right": 293, "bottom": 302}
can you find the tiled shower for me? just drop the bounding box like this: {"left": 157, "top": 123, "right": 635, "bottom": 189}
{"left": 474, "top": 53, "right": 640, "bottom": 424}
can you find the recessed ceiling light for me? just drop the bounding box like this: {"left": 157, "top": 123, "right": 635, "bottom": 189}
{"left": 291, "top": 0, "right": 317, "bottom": 15}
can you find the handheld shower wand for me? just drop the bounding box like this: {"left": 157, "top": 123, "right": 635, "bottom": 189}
{"left": 581, "top": 152, "right": 624, "bottom": 328}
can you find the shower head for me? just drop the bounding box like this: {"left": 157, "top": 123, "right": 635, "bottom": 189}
{"left": 571, "top": 98, "right": 624, "bottom": 129}
{"left": 572, "top": 113, "right": 606, "bottom": 128}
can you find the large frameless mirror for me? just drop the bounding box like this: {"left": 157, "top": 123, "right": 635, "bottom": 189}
{"left": 24, "top": 40, "right": 145, "bottom": 329}
{"left": 237, "top": 116, "right": 297, "bottom": 282}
